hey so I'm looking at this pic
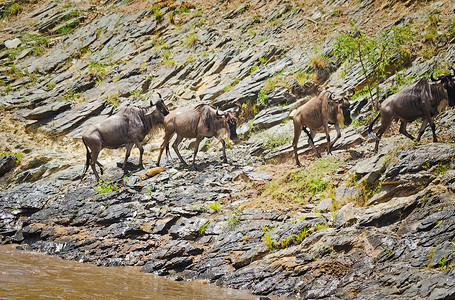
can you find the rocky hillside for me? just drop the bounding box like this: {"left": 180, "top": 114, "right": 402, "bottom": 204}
{"left": 1, "top": 0, "right": 455, "bottom": 298}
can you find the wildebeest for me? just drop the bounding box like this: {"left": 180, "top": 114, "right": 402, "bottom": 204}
{"left": 368, "top": 71, "right": 455, "bottom": 152}
{"left": 82, "top": 94, "right": 169, "bottom": 181}
{"left": 292, "top": 90, "right": 353, "bottom": 166}
{"left": 156, "top": 104, "right": 239, "bottom": 168}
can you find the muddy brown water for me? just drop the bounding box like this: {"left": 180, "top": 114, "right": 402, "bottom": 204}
{"left": 0, "top": 245, "right": 261, "bottom": 300}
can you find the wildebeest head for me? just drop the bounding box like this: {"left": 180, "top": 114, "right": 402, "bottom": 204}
{"left": 150, "top": 93, "right": 170, "bottom": 116}
{"left": 329, "top": 90, "right": 353, "bottom": 126}
{"left": 143, "top": 93, "right": 170, "bottom": 128}
{"left": 216, "top": 108, "right": 238, "bottom": 140}
{"left": 432, "top": 69, "right": 455, "bottom": 107}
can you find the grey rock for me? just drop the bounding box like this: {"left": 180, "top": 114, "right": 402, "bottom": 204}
{"left": 41, "top": 99, "right": 105, "bottom": 136}
{"left": 315, "top": 198, "right": 333, "bottom": 212}
{"left": 353, "top": 153, "right": 388, "bottom": 184}
{"left": 335, "top": 202, "right": 357, "bottom": 228}
{"left": 241, "top": 166, "right": 271, "bottom": 181}
{"left": 214, "top": 56, "right": 292, "bottom": 109}
{"left": 386, "top": 142, "right": 455, "bottom": 180}
{"left": 5, "top": 38, "right": 21, "bottom": 49}
{"left": 0, "top": 155, "right": 16, "bottom": 177}
{"left": 335, "top": 187, "right": 361, "bottom": 202}
{"left": 170, "top": 217, "right": 208, "bottom": 240}
{"left": 23, "top": 101, "right": 71, "bottom": 120}
{"left": 266, "top": 87, "right": 297, "bottom": 106}
{"left": 252, "top": 105, "right": 290, "bottom": 130}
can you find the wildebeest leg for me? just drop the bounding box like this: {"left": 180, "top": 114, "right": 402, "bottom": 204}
{"left": 399, "top": 120, "right": 416, "bottom": 141}
{"left": 132, "top": 139, "right": 145, "bottom": 169}
{"left": 324, "top": 121, "right": 332, "bottom": 155}
{"left": 122, "top": 143, "right": 134, "bottom": 173}
{"left": 219, "top": 138, "right": 227, "bottom": 163}
{"left": 418, "top": 112, "right": 437, "bottom": 142}
{"left": 172, "top": 135, "right": 188, "bottom": 167}
{"left": 306, "top": 128, "right": 321, "bottom": 158}
{"left": 191, "top": 136, "right": 203, "bottom": 168}
{"left": 82, "top": 138, "right": 91, "bottom": 180}
{"left": 373, "top": 117, "right": 392, "bottom": 153}
{"left": 96, "top": 161, "right": 104, "bottom": 175}
{"left": 330, "top": 122, "right": 342, "bottom": 148}
{"left": 90, "top": 146, "right": 102, "bottom": 182}
{"left": 417, "top": 118, "right": 429, "bottom": 141}
{"left": 156, "top": 132, "right": 174, "bottom": 166}
{"left": 292, "top": 122, "right": 303, "bottom": 166}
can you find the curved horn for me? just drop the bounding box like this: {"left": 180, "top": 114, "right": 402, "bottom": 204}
{"left": 157, "top": 92, "right": 162, "bottom": 99}
{"left": 216, "top": 108, "right": 225, "bottom": 116}
{"left": 430, "top": 71, "right": 437, "bottom": 81}
{"left": 234, "top": 103, "right": 241, "bottom": 114}
{"left": 347, "top": 88, "right": 355, "bottom": 97}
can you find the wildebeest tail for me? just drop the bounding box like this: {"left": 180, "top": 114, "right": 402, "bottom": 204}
{"left": 368, "top": 113, "right": 381, "bottom": 140}
{"left": 82, "top": 137, "right": 91, "bottom": 177}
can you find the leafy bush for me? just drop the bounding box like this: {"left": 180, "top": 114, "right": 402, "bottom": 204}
{"left": 333, "top": 22, "right": 413, "bottom": 109}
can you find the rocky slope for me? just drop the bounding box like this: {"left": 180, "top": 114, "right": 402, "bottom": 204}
{"left": 1, "top": 0, "right": 455, "bottom": 298}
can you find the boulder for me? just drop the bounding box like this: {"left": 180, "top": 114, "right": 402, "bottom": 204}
{"left": 252, "top": 105, "right": 291, "bottom": 130}
{"left": 385, "top": 143, "right": 455, "bottom": 180}
{"left": 353, "top": 153, "right": 388, "bottom": 184}
{"left": 170, "top": 217, "right": 209, "bottom": 240}
{"left": 0, "top": 155, "right": 17, "bottom": 177}
{"left": 316, "top": 198, "right": 333, "bottom": 212}
{"left": 334, "top": 202, "right": 357, "bottom": 228}
{"left": 5, "top": 38, "right": 21, "bottom": 49}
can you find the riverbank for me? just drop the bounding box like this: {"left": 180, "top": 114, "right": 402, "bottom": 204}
{"left": 0, "top": 244, "right": 260, "bottom": 299}
{"left": 1, "top": 0, "right": 455, "bottom": 298}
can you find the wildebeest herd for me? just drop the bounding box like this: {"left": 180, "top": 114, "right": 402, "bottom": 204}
{"left": 81, "top": 70, "right": 455, "bottom": 182}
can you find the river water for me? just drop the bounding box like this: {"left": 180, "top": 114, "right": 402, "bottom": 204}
{"left": 0, "top": 245, "right": 259, "bottom": 300}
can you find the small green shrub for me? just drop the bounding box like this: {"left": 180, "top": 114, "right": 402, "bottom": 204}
{"left": 262, "top": 222, "right": 328, "bottom": 250}
{"left": 87, "top": 57, "right": 113, "bottom": 80}
{"left": 130, "top": 88, "right": 143, "bottom": 97}
{"left": 105, "top": 91, "right": 119, "bottom": 108}
{"left": 198, "top": 221, "right": 210, "bottom": 234}
{"left": 449, "top": 20, "right": 455, "bottom": 40}
{"left": 62, "top": 90, "right": 82, "bottom": 103}
{"left": 256, "top": 88, "right": 268, "bottom": 107}
{"left": 174, "top": 7, "right": 190, "bottom": 15}
{"left": 183, "top": 31, "right": 199, "bottom": 47}
{"left": 152, "top": 5, "right": 163, "bottom": 20}
{"left": 208, "top": 202, "right": 220, "bottom": 212}
{"left": 263, "top": 131, "right": 292, "bottom": 150}
{"left": 1, "top": 2, "right": 23, "bottom": 18}
{"left": 1, "top": 151, "right": 22, "bottom": 163}
{"left": 160, "top": 50, "right": 175, "bottom": 66}
{"left": 223, "top": 77, "right": 240, "bottom": 92}
{"left": 333, "top": 22, "right": 413, "bottom": 108}
{"left": 186, "top": 55, "right": 195, "bottom": 63}
{"left": 226, "top": 209, "right": 242, "bottom": 228}
{"left": 94, "top": 179, "right": 119, "bottom": 194}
